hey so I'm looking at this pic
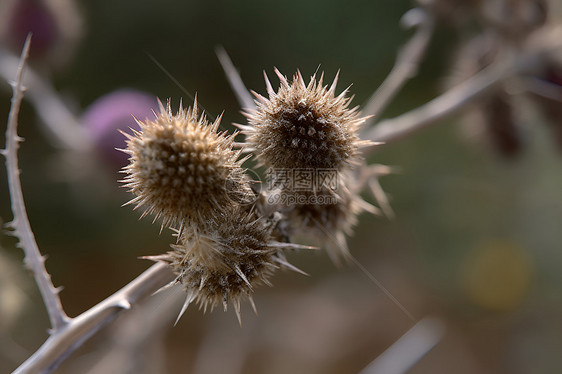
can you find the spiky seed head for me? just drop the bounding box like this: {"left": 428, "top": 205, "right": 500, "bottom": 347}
{"left": 121, "top": 98, "right": 254, "bottom": 228}
{"left": 157, "top": 207, "right": 303, "bottom": 320}
{"left": 243, "top": 69, "right": 369, "bottom": 171}
{"left": 280, "top": 173, "right": 377, "bottom": 265}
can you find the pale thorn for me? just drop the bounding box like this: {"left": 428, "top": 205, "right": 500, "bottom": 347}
{"left": 157, "top": 97, "right": 166, "bottom": 115}
{"left": 222, "top": 295, "right": 229, "bottom": 312}
{"left": 317, "top": 71, "right": 325, "bottom": 88}
{"left": 310, "top": 216, "right": 350, "bottom": 267}
{"left": 296, "top": 69, "right": 306, "bottom": 86}
{"left": 274, "top": 257, "right": 310, "bottom": 276}
{"left": 274, "top": 67, "right": 289, "bottom": 89}
{"left": 174, "top": 292, "right": 195, "bottom": 326}
{"left": 233, "top": 265, "right": 253, "bottom": 290}
{"left": 199, "top": 274, "right": 208, "bottom": 291}
{"left": 233, "top": 123, "right": 254, "bottom": 132}
{"left": 115, "top": 147, "right": 133, "bottom": 155}
{"left": 368, "top": 178, "right": 395, "bottom": 220}
{"left": 214, "top": 112, "right": 225, "bottom": 130}
{"left": 263, "top": 71, "right": 275, "bottom": 97}
{"left": 121, "top": 195, "right": 143, "bottom": 207}
{"left": 263, "top": 262, "right": 280, "bottom": 270}
{"left": 329, "top": 70, "right": 340, "bottom": 94}
{"left": 371, "top": 163, "right": 400, "bottom": 176}
{"left": 118, "top": 128, "right": 135, "bottom": 140}
{"left": 267, "top": 242, "right": 319, "bottom": 251}
{"left": 139, "top": 210, "right": 150, "bottom": 220}
{"left": 358, "top": 139, "right": 379, "bottom": 149}
{"left": 233, "top": 299, "right": 242, "bottom": 326}
{"left": 176, "top": 222, "right": 184, "bottom": 241}
{"left": 248, "top": 295, "right": 258, "bottom": 316}
{"left": 238, "top": 147, "right": 254, "bottom": 155}
{"left": 251, "top": 90, "right": 269, "bottom": 104}
{"left": 337, "top": 85, "right": 353, "bottom": 101}
{"left": 179, "top": 97, "right": 184, "bottom": 113}
{"left": 141, "top": 254, "right": 171, "bottom": 262}
{"left": 116, "top": 299, "right": 132, "bottom": 310}
{"left": 326, "top": 244, "right": 343, "bottom": 268}
{"left": 335, "top": 231, "right": 352, "bottom": 261}
{"left": 357, "top": 197, "right": 382, "bottom": 216}
{"left": 151, "top": 279, "right": 178, "bottom": 297}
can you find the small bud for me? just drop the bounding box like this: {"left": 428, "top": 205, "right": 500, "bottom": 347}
{"left": 120, "top": 99, "right": 254, "bottom": 229}
{"left": 243, "top": 69, "right": 368, "bottom": 171}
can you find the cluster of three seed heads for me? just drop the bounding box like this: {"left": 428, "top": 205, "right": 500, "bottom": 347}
{"left": 121, "top": 70, "right": 375, "bottom": 321}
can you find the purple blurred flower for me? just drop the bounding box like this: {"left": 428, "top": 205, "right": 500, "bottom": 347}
{"left": 7, "top": 0, "right": 57, "bottom": 57}
{"left": 82, "top": 89, "right": 158, "bottom": 170}
{"left": 0, "top": 0, "right": 83, "bottom": 69}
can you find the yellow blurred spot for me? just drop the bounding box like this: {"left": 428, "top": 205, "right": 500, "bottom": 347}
{"left": 460, "top": 240, "right": 533, "bottom": 312}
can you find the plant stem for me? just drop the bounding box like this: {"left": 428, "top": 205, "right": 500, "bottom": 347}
{"left": 2, "top": 35, "right": 70, "bottom": 333}
{"left": 13, "top": 262, "right": 173, "bottom": 374}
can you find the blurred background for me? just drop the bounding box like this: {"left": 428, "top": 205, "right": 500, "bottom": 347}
{"left": 1, "top": 0, "right": 562, "bottom": 373}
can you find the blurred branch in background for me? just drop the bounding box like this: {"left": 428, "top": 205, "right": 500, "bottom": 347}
{"left": 359, "top": 317, "right": 445, "bottom": 374}
{"left": 0, "top": 45, "right": 91, "bottom": 152}
{"left": 361, "top": 7, "right": 435, "bottom": 127}
{"left": 365, "top": 27, "right": 562, "bottom": 146}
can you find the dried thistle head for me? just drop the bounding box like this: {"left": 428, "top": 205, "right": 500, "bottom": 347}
{"left": 152, "top": 207, "right": 308, "bottom": 323}
{"left": 121, "top": 98, "right": 254, "bottom": 229}
{"left": 278, "top": 172, "right": 377, "bottom": 265}
{"left": 242, "top": 69, "right": 369, "bottom": 171}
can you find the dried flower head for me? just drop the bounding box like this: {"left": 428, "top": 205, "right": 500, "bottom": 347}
{"left": 242, "top": 69, "right": 369, "bottom": 171}
{"left": 121, "top": 99, "right": 254, "bottom": 228}
{"left": 151, "top": 208, "right": 308, "bottom": 323}
{"left": 280, "top": 173, "right": 377, "bottom": 264}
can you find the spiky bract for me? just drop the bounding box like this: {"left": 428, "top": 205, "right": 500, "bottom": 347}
{"left": 121, "top": 99, "right": 254, "bottom": 228}
{"left": 243, "top": 69, "right": 368, "bottom": 171}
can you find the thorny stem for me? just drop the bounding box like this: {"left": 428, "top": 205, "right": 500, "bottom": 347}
{"left": 13, "top": 262, "right": 173, "bottom": 374}
{"left": 2, "top": 39, "right": 175, "bottom": 374}
{"left": 2, "top": 35, "right": 70, "bottom": 333}
{"left": 362, "top": 8, "right": 435, "bottom": 126}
